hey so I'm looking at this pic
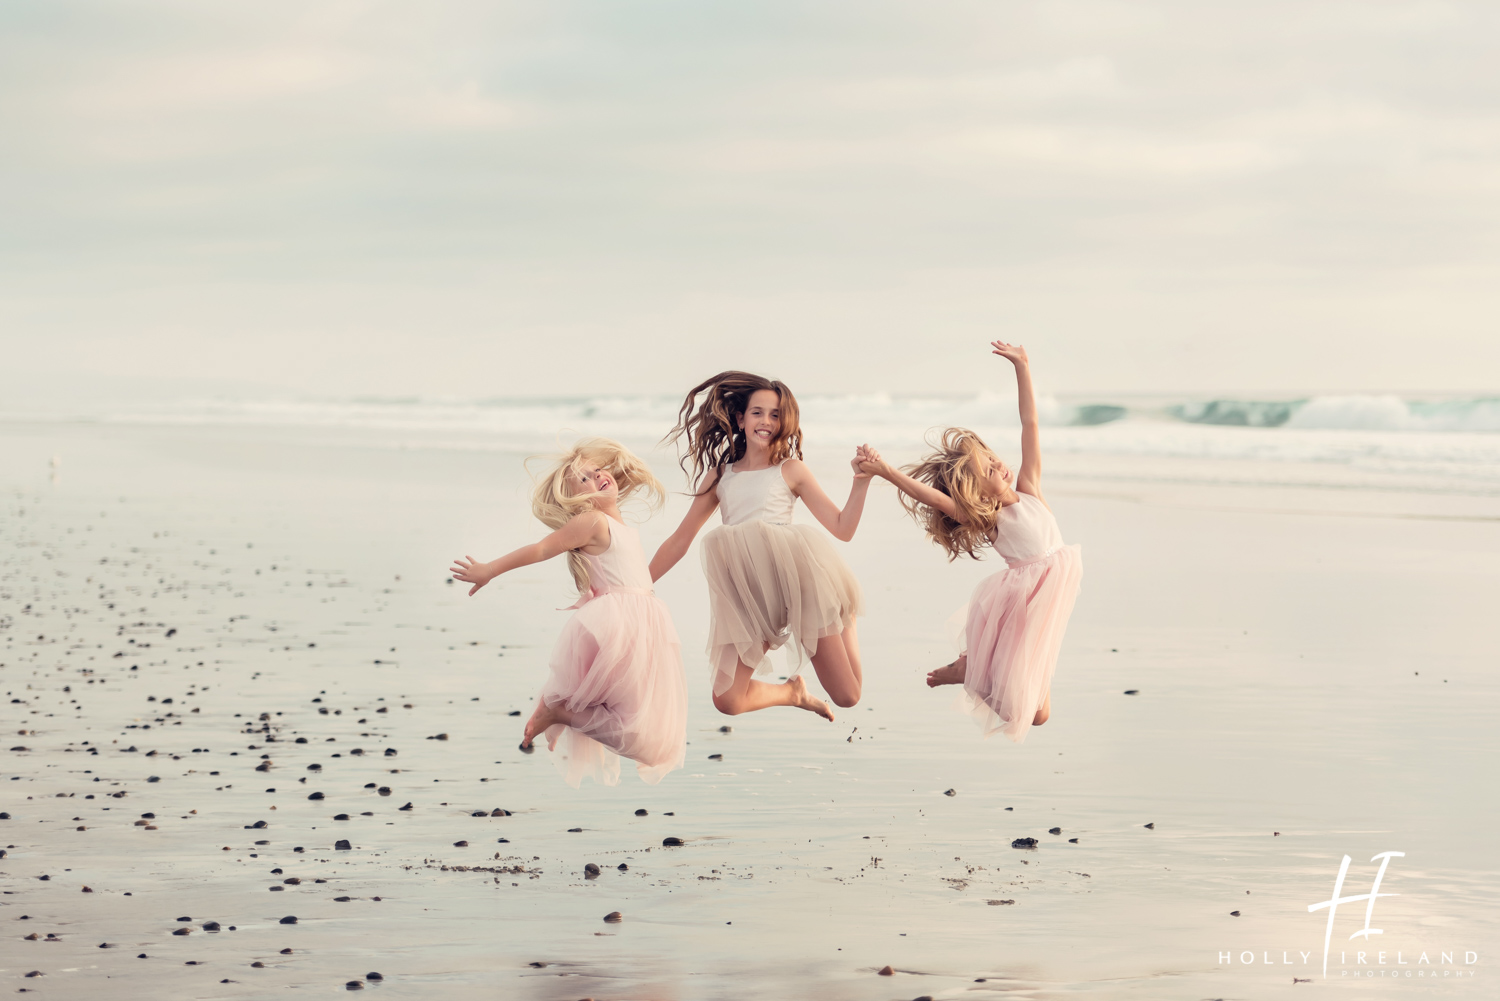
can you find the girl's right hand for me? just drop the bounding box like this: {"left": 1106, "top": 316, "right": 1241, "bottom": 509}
{"left": 449, "top": 555, "right": 494, "bottom": 596}
{"left": 855, "top": 444, "right": 890, "bottom": 478}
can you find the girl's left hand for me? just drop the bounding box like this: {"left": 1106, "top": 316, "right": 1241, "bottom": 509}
{"left": 851, "top": 445, "right": 874, "bottom": 479}
{"left": 450, "top": 555, "right": 493, "bottom": 596}
{"left": 991, "top": 340, "right": 1029, "bottom": 366}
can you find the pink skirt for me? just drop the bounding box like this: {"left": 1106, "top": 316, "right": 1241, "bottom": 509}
{"left": 957, "top": 544, "right": 1082, "bottom": 742}
{"left": 540, "top": 591, "right": 688, "bottom": 787}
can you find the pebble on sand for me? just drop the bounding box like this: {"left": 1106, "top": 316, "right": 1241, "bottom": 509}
{"left": 346, "top": 981, "right": 363, "bottom": 990}
{"left": 1230, "top": 910, "right": 1241, "bottom": 916}
{"left": 334, "top": 840, "right": 352, "bottom": 850}
{"left": 944, "top": 789, "right": 956, "bottom": 797}
{"left": 603, "top": 912, "right": 622, "bottom": 923}
{"left": 1011, "top": 837, "right": 1038, "bottom": 848}
{"left": 366, "top": 972, "right": 382, "bottom": 981}
{"left": 877, "top": 965, "right": 894, "bottom": 976}
{"left": 634, "top": 809, "right": 648, "bottom": 816}
{"left": 453, "top": 841, "right": 469, "bottom": 847}
{"left": 1144, "top": 823, "right": 1155, "bottom": 829}
{"left": 279, "top": 916, "right": 298, "bottom": 925}
{"left": 1123, "top": 689, "right": 1139, "bottom": 695}
{"left": 662, "top": 837, "right": 683, "bottom": 846}
{"left": 172, "top": 928, "right": 190, "bottom": 936}
{"left": 1048, "top": 827, "right": 1062, "bottom": 835}
{"left": 584, "top": 863, "right": 601, "bottom": 878}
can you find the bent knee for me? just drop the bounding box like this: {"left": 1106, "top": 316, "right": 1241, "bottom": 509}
{"left": 712, "top": 693, "right": 744, "bottom": 716}
{"left": 1032, "top": 708, "right": 1050, "bottom": 726}
{"left": 830, "top": 688, "right": 862, "bottom": 709}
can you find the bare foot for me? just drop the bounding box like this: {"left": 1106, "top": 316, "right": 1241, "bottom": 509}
{"left": 927, "top": 656, "right": 967, "bottom": 688}
{"left": 521, "top": 700, "right": 564, "bottom": 748}
{"left": 786, "top": 674, "right": 834, "bottom": 722}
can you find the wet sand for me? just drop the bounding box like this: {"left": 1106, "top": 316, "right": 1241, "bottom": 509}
{"left": 2, "top": 422, "right": 1497, "bottom": 999}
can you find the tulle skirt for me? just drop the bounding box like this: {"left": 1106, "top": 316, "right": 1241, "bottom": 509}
{"left": 539, "top": 591, "right": 688, "bottom": 787}
{"left": 700, "top": 520, "right": 863, "bottom": 695}
{"left": 956, "top": 544, "right": 1082, "bottom": 742}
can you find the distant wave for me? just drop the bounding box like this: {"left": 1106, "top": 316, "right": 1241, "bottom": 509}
{"left": 1173, "top": 395, "right": 1500, "bottom": 432}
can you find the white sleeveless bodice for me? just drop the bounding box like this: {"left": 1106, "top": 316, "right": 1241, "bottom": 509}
{"left": 581, "top": 517, "right": 654, "bottom": 594}
{"left": 715, "top": 462, "right": 795, "bottom": 526}
{"left": 990, "top": 492, "right": 1064, "bottom": 566}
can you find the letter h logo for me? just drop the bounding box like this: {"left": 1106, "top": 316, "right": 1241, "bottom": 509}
{"left": 1307, "top": 851, "right": 1404, "bottom": 977}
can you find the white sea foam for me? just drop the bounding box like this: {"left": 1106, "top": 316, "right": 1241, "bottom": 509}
{"left": 11, "top": 391, "right": 1494, "bottom": 493}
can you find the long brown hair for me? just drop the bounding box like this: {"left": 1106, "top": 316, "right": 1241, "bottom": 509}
{"left": 900, "top": 427, "right": 1003, "bottom": 561}
{"left": 528, "top": 438, "right": 665, "bottom": 594}
{"left": 663, "top": 371, "right": 803, "bottom": 492}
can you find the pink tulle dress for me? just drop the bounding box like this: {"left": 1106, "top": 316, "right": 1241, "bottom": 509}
{"left": 957, "top": 492, "right": 1082, "bottom": 742}
{"left": 539, "top": 515, "right": 688, "bottom": 787}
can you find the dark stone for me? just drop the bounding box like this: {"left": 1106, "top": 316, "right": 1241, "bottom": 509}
{"left": 308, "top": 792, "right": 325, "bottom": 800}
{"left": 471, "top": 811, "right": 487, "bottom": 817}
{"left": 1048, "top": 827, "right": 1062, "bottom": 835}
{"left": 333, "top": 814, "right": 350, "bottom": 821}
{"left": 634, "top": 809, "right": 647, "bottom": 817}
{"left": 1068, "top": 838, "right": 1079, "bottom": 843}
{"left": 1011, "top": 838, "right": 1038, "bottom": 849}
{"left": 346, "top": 981, "right": 363, "bottom": 990}
{"left": 453, "top": 841, "right": 468, "bottom": 847}
{"left": 584, "top": 863, "right": 601, "bottom": 877}
{"left": 518, "top": 743, "right": 534, "bottom": 754}
{"left": 707, "top": 753, "right": 722, "bottom": 760}
{"left": 1144, "top": 823, "right": 1155, "bottom": 829}
{"left": 366, "top": 972, "right": 382, "bottom": 981}
{"left": 567, "top": 828, "right": 582, "bottom": 833}
{"left": 1230, "top": 910, "right": 1240, "bottom": 916}
{"left": 280, "top": 948, "right": 293, "bottom": 954}
{"left": 378, "top": 788, "right": 391, "bottom": 796}
{"left": 662, "top": 837, "right": 683, "bottom": 846}
{"left": 284, "top": 878, "right": 301, "bottom": 884}
{"left": 172, "top": 928, "right": 190, "bottom": 936}
{"left": 603, "top": 911, "right": 622, "bottom": 923}
{"left": 334, "top": 840, "right": 352, "bottom": 850}
{"left": 507, "top": 710, "right": 521, "bottom": 716}
{"left": 490, "top": 808, "right": 510, "bottom": 817}
{"left": 877, "top": 965, "right": 894, "bottom": 975}
{"left": 251, "top": 961, "right": 265, "bottom": 968}
{"left": 202, "top": 922, "right": 220, "bottom": 931}
{"left": 1124, "top": 689, "right": 1139, "bottom": 695}
{"left": 176, "top": 916, "right": 191, "bottom": 922}
{"left": 334, "top": 896, "right": 351, "bottom": 902}
{"left": 146, "top": 776, "right": 160, "bottom": 783}
{"left": 617, "top": 863, "right": 628, "bottom": 871}
{"left": 383, "top": 749, "right": 397, "bottom": 757}
{"left": 279, "top": 916, "right": 297, "bottom": 925}
{"left": 398, "top": 802, "right": 413, "bottom": 811}
{"left": 718, "top": 725, "right": 732, "bottom": 733}
{"left": 944, "top": 789, "right": 956, "bottom": 797}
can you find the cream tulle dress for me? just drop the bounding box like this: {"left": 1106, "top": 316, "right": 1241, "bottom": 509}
{"left": 539, "top": 515, "right": 688, "bottom": 787}
{"left": 956, "top": 491, "right": 1082, "bottom": 742}
{"left": 700, "top": 461, "right": 863, "bottom": 695}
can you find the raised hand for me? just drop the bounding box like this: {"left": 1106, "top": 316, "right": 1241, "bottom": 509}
{"left": 850, "top": 445, "right": 874, "bottom": 479}
{"left": 449, "top": 555, "right": 494, "bottom": 596}
{"left": 855, "top": 444, "right": 889, "bottom": 478}
{"left": 990, "top": 340, "right": 1029, "bottom": 366}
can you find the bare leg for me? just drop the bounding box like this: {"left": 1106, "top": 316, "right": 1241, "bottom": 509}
{"left": 927, "top": 653, "right": 967, "bottom": 688}
{"left": 810, "top": 623, "right": 862, "bottom": 708}
{"left": 521, "top": 698, "right": 579, "bottom": 750}
{"left": 1032, "top": 689, "right": 1051, "bottom": 727}
{"left": 713, "top": 659, "right": 834, "bottom": 721}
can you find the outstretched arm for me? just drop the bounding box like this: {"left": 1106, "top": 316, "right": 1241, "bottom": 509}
{"left": 992, "top": 340, "right": 1042, "bottom": 497}
{"left": 648, "top": 476, "right": 721, "bottom": 581}
{"left": 782, "top": 457, "right": 871, "bottom": 542}
{"left": 856, "top": 446, "right": 965, "bottom": 524}
{"left": 450, "top": 511, "right": 608, "bottom": 597}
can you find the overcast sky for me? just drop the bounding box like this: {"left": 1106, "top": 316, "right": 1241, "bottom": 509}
{"left": 2, "top": 1, "right": 1498, "bottom": 403}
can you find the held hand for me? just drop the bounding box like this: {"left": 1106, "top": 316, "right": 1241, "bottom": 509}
{"left": 850, "top": 445, "right": 874, "bottom": 480}
{"left": 449, "top": 555, "right": 494, "bottom": 597}
{"left": 855, "top": 444, "right": 890, "bottom": 479}
{"left": 991, "top": 340, "right": 1029, "bottom": 366}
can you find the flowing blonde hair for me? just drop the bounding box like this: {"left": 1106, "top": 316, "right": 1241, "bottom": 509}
{"left": 900, "top": 427, "right": 1004, "bottom": 561}
{"left": 529, "top": 438, "right": 665, "bottom": 594}
{"left": 663, "top": 371, "right": 803, "bottom": 493}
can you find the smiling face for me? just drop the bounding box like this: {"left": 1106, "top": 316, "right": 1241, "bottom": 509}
{"left": 979, "top": 452, "right": 1015, "bottom": 500}
{"left": 736, "top": 388, "right": 783, "bottom": 453}
{"left": 566, "top": 461, "right": 618, "bottom": 504}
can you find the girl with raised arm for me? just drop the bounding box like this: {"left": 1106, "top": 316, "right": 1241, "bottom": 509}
{"left": 450, "top": 439, "right": 687, "bottom": 786}
{"left": 651, "top": 372, "right": 871, "bottom": 721}
{"left": 858, "top": 342, "right": 1082, "bottom": 741}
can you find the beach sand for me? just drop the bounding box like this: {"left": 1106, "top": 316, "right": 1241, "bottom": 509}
{"left": 2, "top": 421, "right": 1496, "bottom": 998}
